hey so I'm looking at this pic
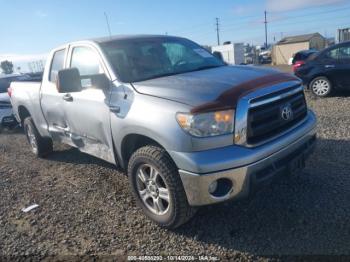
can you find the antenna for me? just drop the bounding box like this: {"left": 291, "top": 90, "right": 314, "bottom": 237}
{"left": 104, "top": 12, "right": 112, "bottom": 39}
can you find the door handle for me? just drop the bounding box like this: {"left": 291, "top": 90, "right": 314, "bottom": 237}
{"left": 110, "top": 106, "right": 120, "bottom": 113}
{"left": 325, "top": 65, "right": 335, "bottom": 68}
{"left": 63, "top": 93, "right": 73, "bottom": 102}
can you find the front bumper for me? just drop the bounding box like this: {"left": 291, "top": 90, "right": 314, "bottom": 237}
{"left": 171, "top": 111, "right": 317, "bottom": 206}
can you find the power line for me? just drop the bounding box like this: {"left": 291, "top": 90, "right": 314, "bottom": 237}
{"left": 219, "top": 5, "right": 350, "bottom": 30}
{"left": 163, "top": 4, "right": 350, "bottom": 45}
{"left": 269, "top": 14, "right": 350, "bottom": 29}
{"left": 217, "top": 6, "right": 350, "bottom": 36}
{"left": 215, "top": 17, "right": 220, "bottom": 45}
{"left": 167, "top": 4, "right": 350, "bottom": 40}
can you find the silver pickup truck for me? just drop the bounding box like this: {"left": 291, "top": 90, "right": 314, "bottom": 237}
{"left": 10, "top": 35, "right": 317, "bottom": 228}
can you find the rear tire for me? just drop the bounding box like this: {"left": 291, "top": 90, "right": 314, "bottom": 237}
{"left": 23, "top": 117, "right": 53, "bottom": 157}
{"left": 128, "top": 145, "right": 196, "bottom": 229}
{"left": 310, "top": 76, "right": 332, "bottom": 97}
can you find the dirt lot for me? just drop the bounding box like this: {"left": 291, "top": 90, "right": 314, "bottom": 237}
{"left": 0, "top": 92, "right": 349, "bottom": 261}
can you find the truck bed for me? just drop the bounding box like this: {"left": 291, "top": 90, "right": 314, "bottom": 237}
{"left": 10, "top": 81, "right": 43, "bottom": 127}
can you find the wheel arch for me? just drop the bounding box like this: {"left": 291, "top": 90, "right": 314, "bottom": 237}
{"left": 18, "top": 105, "right": 31, "bottom": 125}
{"left": 119, "top": 133, "right": 167, "bottom": 170}
{"left": 308, "top": 74, "right": 335, "bottom": 89}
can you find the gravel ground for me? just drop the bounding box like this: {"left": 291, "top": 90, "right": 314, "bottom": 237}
{"left": 0, "top": 92, "right": 349, "bottom": 261}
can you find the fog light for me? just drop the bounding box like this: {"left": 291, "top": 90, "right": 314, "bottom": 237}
{"left": 208, "top": 180, "right": 218, "bottom": 194}
{"left": 209, "top": 178, "right": 233, "bottom": 198}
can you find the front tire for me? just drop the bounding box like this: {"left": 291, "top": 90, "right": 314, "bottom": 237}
{"left": 23, "top": 117, "right": 53, "bottom": 157}
{"left": 310, "top": 76, "right": 332, "bottom": 97}
{"left": 128, "top": 146, "right": 196, "bottom": 229}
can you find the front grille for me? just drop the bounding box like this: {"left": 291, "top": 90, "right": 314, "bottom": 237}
{"left": 0, "top": 101, "right": 11, "bottom": 109}
{"left": 247, "top": 89, "right": 307, "bottom": 145}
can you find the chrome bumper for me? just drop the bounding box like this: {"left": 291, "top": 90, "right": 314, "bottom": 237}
{"left": 176, "top": 111, "right": 317, "bottom": 206}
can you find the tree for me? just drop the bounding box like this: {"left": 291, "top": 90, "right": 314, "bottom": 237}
{"left": 0, "top": 60, "right": 14, "bottom": 74}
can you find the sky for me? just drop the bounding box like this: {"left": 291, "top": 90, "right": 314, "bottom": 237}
{"left": 0, "top": 0, "right": 350, "bottom": 72}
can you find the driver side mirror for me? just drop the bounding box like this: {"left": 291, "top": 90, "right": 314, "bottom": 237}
{"left": 56, "top": 68, "right": 82, "bottom": 93}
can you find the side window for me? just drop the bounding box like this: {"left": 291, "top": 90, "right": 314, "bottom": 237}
{"left": 324, "top": 48, "right": 338, "bottom": 60}
{"left": 49, "top": 49, "right": 65, "bottom": 82}
{"left": 338, "top": 46, "right": 350, "bottom": 60}
{"left": 70, "top": 47, "right": 103, "bottom": 77}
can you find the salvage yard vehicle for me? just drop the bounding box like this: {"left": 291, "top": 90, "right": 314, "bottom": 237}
{"left": 295, "top": 41, "right": 350, "bottom": 97}
{"left": 0, "top": 74, "right": 28, "bottom": 128}
{"left": 10, "top": 35, "right": 317, "bottom": 228}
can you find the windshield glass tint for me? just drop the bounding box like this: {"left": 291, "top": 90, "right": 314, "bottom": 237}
{"left": 101, "top": 37, "right": 225, "bottom": 82}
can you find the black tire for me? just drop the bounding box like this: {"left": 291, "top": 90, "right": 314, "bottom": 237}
{"left": 128, "top": 145, "right": 196, "bottom": 229}
{"left": 23, "top": 117, "right": 53, "bottom": 157}
{"left": 310, "top": 76, "right": 332, "bottom": 97}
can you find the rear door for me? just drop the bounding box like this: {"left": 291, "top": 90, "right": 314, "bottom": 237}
{"left": 40, "top": 48, "right": 69, "bottom": 138}
{"left": 62, "top": 44, "right": 115, "bottom": 163}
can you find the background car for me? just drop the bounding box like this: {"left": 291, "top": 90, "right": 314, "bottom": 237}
{"left": 291, "top": 49, "right": 318, "bottom": 72}
{"left": 295, "top": 41, "right": 350, "bottom": 97}
{"left": 0, "top": 74, "right": 31, "bottom": 128}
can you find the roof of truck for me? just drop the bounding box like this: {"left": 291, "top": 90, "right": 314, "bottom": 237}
{"left": 91, "top": 34, "right": 180, "bottom": 44}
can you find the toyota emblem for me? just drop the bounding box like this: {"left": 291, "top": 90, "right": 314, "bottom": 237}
{"left": 280, "top": 104, "right": 293, "bottom": 121}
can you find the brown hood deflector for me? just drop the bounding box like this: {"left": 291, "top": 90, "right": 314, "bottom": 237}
{"left": 191, "top": 73, "right": 300, "bottom": 114}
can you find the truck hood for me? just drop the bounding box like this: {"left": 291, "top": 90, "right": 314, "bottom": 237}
{"left": 131, "top": 65, "right": 300, "bottom": 113}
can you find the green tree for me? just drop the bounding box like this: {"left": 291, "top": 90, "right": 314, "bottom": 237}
{"left": 0, "top": 60, "right": 14, "bottom": 74}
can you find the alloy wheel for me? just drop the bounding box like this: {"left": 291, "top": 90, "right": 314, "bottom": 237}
{"left": 136, "top": 164, "right": 170, "bottom": 215}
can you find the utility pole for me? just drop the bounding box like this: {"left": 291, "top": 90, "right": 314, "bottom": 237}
{"left": 104, "top": 12, "right": 112, "bottom": 39}
{"left": 264, "top": 11, "right": 268, "bottom": 49}
{"left": 215, "top": 17, "right": 220, "bottom": 45}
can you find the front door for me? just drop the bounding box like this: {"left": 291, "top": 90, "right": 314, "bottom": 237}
{"left": 336, "top": 44, "right": 350, "bottom": 89}
{"left": 62, "top": 45, "right": 115, "bottom": 163}
{"left": 320, "top": 44, "right": 350, "bottom": 89}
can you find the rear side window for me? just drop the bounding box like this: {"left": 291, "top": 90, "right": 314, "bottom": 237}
{"left": 49, "top": 49, "right": 65, "bottom": 82}
{"left": 324, "top": 49, "right": 338, "bottom": 60}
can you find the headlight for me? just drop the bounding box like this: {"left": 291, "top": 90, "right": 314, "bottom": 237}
{"left": 176, "top": 109, "right": 235, "bottom": 137}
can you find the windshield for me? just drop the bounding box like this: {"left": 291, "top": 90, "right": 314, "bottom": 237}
{"left": 101, "top": 37, "right": 225, "bottom": 82}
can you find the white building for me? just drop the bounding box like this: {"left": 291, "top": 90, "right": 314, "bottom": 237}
{"left": 211, "top": 43, "right": 245, "bottom": 65}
